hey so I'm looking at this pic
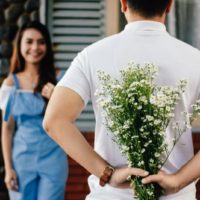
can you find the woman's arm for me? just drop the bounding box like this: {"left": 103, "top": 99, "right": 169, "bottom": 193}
{"left": 2, "top": 112, "right": 14, "bottom": 172}
{"left": 142, "top": 151, "right": 200, "bottom": 194}
{"left": 1, "top": 111, "right": 18, "bottom": 191}
{"left": 43, "top": 86, "right": 148, "bottom": 188}
{"left": 1, "top": 76, "right": 18, "bottom": 191}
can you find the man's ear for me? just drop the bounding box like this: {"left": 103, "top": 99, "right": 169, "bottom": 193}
{"left": 120, "top": 0, "right": 128, "bottom": 13}
{"left": 166, "top": 0, "right": 173, "bottom": 13}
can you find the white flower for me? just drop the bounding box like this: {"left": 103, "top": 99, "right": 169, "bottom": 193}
{"left": 154, "top": 152, "right": 160, "bottom": 157}
{"left": 147, "top": 191, "right": 154, "bottom": 196}
{"left": 154, "top": 119, "right": 161, "bottom": 125}
{"left": 158, "top": 164, "right": 162, "bottom": 168}
{"left": 150, "top": 159, "right": 154, "bottom": 163}
{"left": 168, "top": 113, "right": 175, "bottom": 118}
{"left": 123, "top": 124, "right": 129, "bottom": 129}
{"left": 138, "top": 161, "right": 144, "bottom": 167}
{"left": 108, "top": 120, "right": 114, "bottom": 127}
{"left": 113, "top": 130, "right": 120, "bottom": 135}
{"left": 144, "top": 142, "right": 149, "bottom": 147}
{"left": 165, "top": 106, "right": 171, "bottom": 112}
{"left": 150, "top": 96, "right": 156, "bottom": 104}
{"left": 111, "top": 84, "right": 122, "bottom": 90}
{"left": 158, "top": 131, "right": 164, "bottom": 137}
{"left": 141, "top": 149, "right": 145, "bottom": 153}
{"left": 140, "top": 128, "right": 144, "bottom": 132}
{"left": 121, "top": 145, "right": 129, "bottom": 151}
{"left": 139, "top": 96, "right": 147, "bottom": 103}
{"left": 146, "top": 115, "right": 154, "bottom": 121}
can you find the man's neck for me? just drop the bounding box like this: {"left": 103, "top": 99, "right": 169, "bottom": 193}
{"left": 126, "top": 12, "right": 166, "bottom": 24}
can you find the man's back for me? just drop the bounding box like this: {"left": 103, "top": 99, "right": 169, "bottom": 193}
{"left": 45, "top": 1, "right": 199, "bottom": 199}
{"left": 60, "top": 20, "right": 200, "bottom": 199}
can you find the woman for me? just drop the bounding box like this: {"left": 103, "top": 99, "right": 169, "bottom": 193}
{"left": 0, "top": 21, "right": 68, "bottom": 200}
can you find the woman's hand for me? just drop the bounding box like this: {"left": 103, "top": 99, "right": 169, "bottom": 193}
{"left": 5, "top": 168, "right": 18, "bottom": 191}
{"left": 109, "top": 166, "right": 149, "bottom": 188}
{"left": 41, "top": 82, "right": 55, "bottom": 99}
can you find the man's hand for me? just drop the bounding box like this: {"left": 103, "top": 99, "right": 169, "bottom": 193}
{"left": 142, "top": 170, "right": 180, "bottom": 194}
{"left": 109, "top": 166, "right": 149, "bottom": 188}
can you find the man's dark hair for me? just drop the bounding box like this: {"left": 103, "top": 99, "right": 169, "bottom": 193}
{"left": 127, "top": 0, "right": 171, "bottom": 18}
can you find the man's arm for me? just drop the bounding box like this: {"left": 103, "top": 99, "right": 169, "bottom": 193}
{"left": 142, "top": 151, "right": 200, "bottom": 194}
{"left": 43, "top": 86, "right": 148, "bottom": 188}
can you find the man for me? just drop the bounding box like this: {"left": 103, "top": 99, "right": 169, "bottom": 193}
{"left": 43, "top": 0, "right": 200, "bottom": 199}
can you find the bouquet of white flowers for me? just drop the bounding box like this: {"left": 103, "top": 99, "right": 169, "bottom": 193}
{"left": 96, "top": 62, "right": 200, "bottom": 200}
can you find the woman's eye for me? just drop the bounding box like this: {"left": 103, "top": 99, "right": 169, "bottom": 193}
{"left": 38, "top": 40, "right": 45, "bottom": 45}
{"left": 26, "top": 40, "right": 32, "bottom": 44}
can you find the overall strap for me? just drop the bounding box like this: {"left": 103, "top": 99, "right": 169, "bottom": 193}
{"left": 4, "top": 94, "right": 14, "bottom": 121}
{"left": 3, "top": 74, "right": 19, "bottom": 121}
{"left": 56, "top": 70, "right": 65, "bottom": 82}
{"left": 12, "top": 73, "right": 20, "bottom": 89}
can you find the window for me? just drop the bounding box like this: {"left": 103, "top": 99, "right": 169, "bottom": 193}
{"left": 46, "top": 0, "right": 107, "bottom": 131}
{"left": 167, "top": 0, "right": 200, "bottom": 49}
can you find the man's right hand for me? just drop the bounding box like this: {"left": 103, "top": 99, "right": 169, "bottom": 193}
{"left": 142, "top": 170, "right": 181, "bottom": 194}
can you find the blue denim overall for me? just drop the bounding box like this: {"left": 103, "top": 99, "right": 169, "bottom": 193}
{"left": 4, "top": 74, "right": 68, "bottom": 200}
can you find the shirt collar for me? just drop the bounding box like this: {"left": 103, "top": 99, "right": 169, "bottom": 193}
{"left": 124, "top": 21, "right": 167, "bottom": 33}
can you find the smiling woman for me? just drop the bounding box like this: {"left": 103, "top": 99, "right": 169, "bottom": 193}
{"left": 0, "top": 21, "right": 68, "bottom": 200}
{"left": 20, "top": 28, "right": 47, "bottom": 70}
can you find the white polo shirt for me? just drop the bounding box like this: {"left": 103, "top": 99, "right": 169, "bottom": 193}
{"left": 58, "top": 21, "right": 200, "bottom": 199}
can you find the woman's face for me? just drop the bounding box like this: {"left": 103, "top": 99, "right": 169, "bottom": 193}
{"left": 20, "top": 28, "right": 47, "bottom": 65}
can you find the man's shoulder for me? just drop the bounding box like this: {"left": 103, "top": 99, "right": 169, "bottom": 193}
{"left": 85, "top": 32, "right": 122, "bottom": 53}
{"left": 170, "top": 36, "right": 200, "bottom": 56}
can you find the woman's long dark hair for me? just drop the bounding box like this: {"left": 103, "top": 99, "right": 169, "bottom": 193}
{"left": 10, "top": 21, "right": 56, "bottom": 92}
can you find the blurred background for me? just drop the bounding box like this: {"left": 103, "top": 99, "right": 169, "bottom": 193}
{"left": 0, "top": 0, "right": 200, "bottom": 199}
